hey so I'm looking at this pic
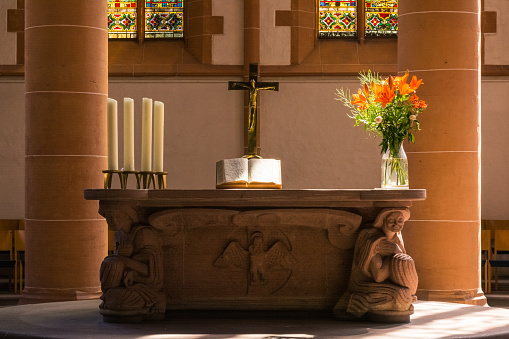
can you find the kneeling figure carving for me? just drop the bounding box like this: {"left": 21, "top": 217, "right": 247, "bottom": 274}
{"left": 98, "top": 206, "right": 165, "bottom": 322}
{"left": 334, "top": 208, "right": 418, "bottom": 323}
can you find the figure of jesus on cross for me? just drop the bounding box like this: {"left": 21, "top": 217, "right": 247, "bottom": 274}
{"left": 228, "top": 63, "right": 279, "bottom": 159}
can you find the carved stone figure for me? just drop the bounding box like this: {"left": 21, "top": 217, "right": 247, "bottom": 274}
{"left": 98, "top": 205, "right": 165, "bottom": 322}
{"left": 333, "top": 208, "right": 418, "bottom": 323}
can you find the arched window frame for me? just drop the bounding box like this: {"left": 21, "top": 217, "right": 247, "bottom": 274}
{"left": 107, "top": 0, "right": 184, "bottom": 41}
{"left": 318, "top": 0, "right": 398, "bottom": 40}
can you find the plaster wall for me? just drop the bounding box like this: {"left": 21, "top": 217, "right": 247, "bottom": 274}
{"left": 0, "top": 0, "right": 16, "bottom": 65}
{"left": 212, "top": 0, "right": 244, "bottom": 66}
{"left": 105, "top": 78, "right": 381, "bottom": 191}
{"left": 260, "top": 0, "right": 291, "bottom": 66}
{"left": 260, "top": 78, "right": 380, "bottom": 189}
{"left": 107, "top": 78, "right": 244, "bottom": 188}
{"left": 0, "top": 78, "right": 507, "bottom": 219}
{"left": 484, "top": 0, "right": 509, "bottom": 65}
{"left": 481, "top": 77, "right": 509, "bottom": 219}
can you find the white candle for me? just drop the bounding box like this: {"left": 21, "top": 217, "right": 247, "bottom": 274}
{"left": 124, "top": 98, "right": 135, "bottom": 171}
{"left": 153, "top": 101, "right": 164, "bottom": 172}
{"left": 141, "top": 98, "right": 153, "bottom": 172}
{"left": 107, "top": 98, "right": 118, "bottom": 171}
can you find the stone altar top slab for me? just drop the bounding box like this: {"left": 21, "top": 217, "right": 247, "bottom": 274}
{"left": 84, "top": 189, "right": 426, "bottom": 208}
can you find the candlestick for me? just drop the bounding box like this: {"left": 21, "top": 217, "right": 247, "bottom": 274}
{"left": 107, "top": 98, "right": 118, "bottom": 171}
{"left": 154, "top": 101, "right": 164, "bottom": 173}
{"left": 124, "top": 98, "right": 135, "bottom": 171}
{"left": 141, "top": 98, "right": 153, "bottom": 172}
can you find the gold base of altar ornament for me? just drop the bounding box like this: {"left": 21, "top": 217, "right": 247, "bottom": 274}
{"left": 103, "top": 170, "right": 167, "bottom": 189}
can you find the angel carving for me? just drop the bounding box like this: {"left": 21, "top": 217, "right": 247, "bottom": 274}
{"left": 215, "top": 231, "right": 297, "bottom": 285}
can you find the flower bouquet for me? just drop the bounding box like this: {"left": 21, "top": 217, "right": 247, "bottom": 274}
{"left": 336, "top": 70, "right": 427, "bottom": 188}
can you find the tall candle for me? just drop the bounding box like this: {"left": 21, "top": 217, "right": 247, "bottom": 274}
{"left": 107, "top": 98, "right": 118, "bottom": 171}
{"left": 153, "top": 101, "right": 164, "bottom": 172}
{"left": 141, "top": 98, "right": 153, "bottom": 172}
{"left": 124, "top": 98, "right": 135, "bottom": 171}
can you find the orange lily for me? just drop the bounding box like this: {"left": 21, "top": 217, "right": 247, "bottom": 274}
{"left": 351, "top": 89, "right": 368, "bottom": 110}
{"left": 393, "top": 71, "right": 414, "bottom": 94}
{"left": 371, "top": 81, "right": 377, "bottom": 94}
{"left": 398, "top": 82, "right": 414, "bottom": 95}
{"left": 410, "top": 93, "right": 427, "bottom": 109}
{"left": 363, "top": 83, "right": 370, "bottom": 98}
{"left": 409, "top": 93, "right": 420, "bottom": 108}
{"left": 393, "top": 70, "right": 409, "bottom": 91}
{"left": 409, "top": 75, "right": 423, "bottom": 92}
{"left": 374, "top": 84, "right": 395, "bottom": 108}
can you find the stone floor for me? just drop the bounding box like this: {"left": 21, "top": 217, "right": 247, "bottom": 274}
{"left": 1, "top": 280, "right": 509, "bottom": 338}
{"left": 3, "top": 299, "right": 509, "bottom": 339}
{"left": 484, "top": 277, "right": 509, "bottom": 309}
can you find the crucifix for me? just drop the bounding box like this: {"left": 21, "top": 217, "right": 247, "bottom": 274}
{"left": 228, "top": 63, "right": 279, "bottom": 159}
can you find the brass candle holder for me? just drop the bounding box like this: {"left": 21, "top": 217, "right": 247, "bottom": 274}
{"left": 139, "top": 171, "right": 156, "bottom": 189}
{"left": 103, "top": 170, "right": 123, "bottom": 189}
{"left": 156, "top": 171, "right": 167, "bottom": 189}
{"left": 103, "top": 170, "right": 167, "bottom": 189}
{"left": 139, "top": 171, "right": 168, "bottom": 189}
{"left": 120, "top": 171, "right": 141, "bottom": 189}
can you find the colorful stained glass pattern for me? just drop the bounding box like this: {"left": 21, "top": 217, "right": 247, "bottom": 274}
{"left": 145, "top": 0, "right": 184, "bottom": 38}
{"left": 365, "top": 0, "right": 398, "bottom": 37}
{"left": 146, "top": 0, "right": 182, "bottom": 8}
{"left": 145, "top": 12, "right": 183, "bottom": 38}
{"left": 319, "top": 1, "right": 357, "bottom": 38}
{"left": 108, "top": 0, "right": 137, "bottom": 38}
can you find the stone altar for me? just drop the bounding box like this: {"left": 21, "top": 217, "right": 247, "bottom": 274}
{"left": 84, "top": 189, "right": 425, "bottom": 322}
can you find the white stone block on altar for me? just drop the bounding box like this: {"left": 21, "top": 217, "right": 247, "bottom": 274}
{"left": 216, "top": 158, "right": 282, "bottom": 189}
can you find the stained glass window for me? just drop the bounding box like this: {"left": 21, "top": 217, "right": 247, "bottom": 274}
{"left": 317, "top": 0, "right": 398, "bottom": 39}
{"left": 365, "top": 0, "right": 398, "bottom": 37}
{"left": 145, "top": 0, "right": 184, "bottom": 38}
{"left": 318, "top": 1, "right": 357, "bottom": 38}
{"left": 108, "top": 0, "right": 137, "bottom": 39}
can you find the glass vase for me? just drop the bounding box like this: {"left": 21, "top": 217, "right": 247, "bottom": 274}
{"left": 381, "top": 143, "right": 409, "bottom": 189}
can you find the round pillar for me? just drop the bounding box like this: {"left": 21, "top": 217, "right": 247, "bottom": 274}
{"left": 22, "top": 1, "right": 108, "bottom": 303}
{"left": 398, "top": 1, "right": 484, "bottom": 304}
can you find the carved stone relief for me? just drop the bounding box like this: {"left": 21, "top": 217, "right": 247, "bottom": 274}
{"left": 98, "top": 206, "right": 365, "bottom": 317}
{"left": 231, "top": 209, "right": 362, "bottom": 250}
{"left": 213, "top": 209, "right": 362, "bottom": 295}
{"left": 98, "top": 205, "right": 166, "bottom": 322}
{"left": 214, "top": 213, "right": 297, "bottom": 294}
{"left": 333, "top": 208, "right": 418, "bottom": 323}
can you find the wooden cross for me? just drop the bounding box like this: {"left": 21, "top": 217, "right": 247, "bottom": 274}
{"left": 228, "top": 63, "right": 279, "bottom": 158}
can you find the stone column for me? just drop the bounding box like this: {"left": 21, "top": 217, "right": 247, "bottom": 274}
{"left": 398, "top": 1, "right": 484, "bottom": 304}
{"left": 22, "top": 1, "right": 108, "bottom": 303}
